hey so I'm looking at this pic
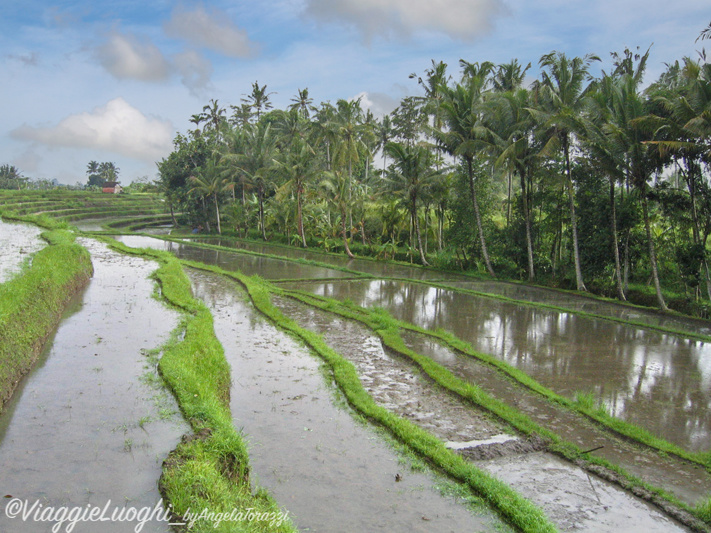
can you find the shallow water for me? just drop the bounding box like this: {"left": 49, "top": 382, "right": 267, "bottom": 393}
{"left": 268, "top": 294, "right": 690, "bottom": 532}
{"left": 0, "top": 218, "right": 44, "bottom": 283}
{"left": 284, "top": 279, "right": 711, "bottom": 453}
{"left": 187, "top": 269, "right": 504, "bottom": 533}
{"left": 0, "top": 239, "right": 187, "bottom": 532}
{"left": 399, "top": 330, "right": 711, "bottom": 506}
{"left": 116, "top": 235, "right": 353, "bottom": 280}
{"left": 186, "top": 236, "right": 711, "bottom": 338}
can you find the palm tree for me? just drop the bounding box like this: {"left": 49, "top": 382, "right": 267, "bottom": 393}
{"left": 533, "top": 51, "right": 601, "bottom": 291}
{"left": 483, "top": 87, "right": 539, "bottom": 281}
{"left": 331, "top": 98, "right": 368, "bottom": 234}
{"left": 492, "top": 59, "right": 531, "bottom": 93}
{"left": 385, "top": 142, "right": 440, "bottom": 265}
{"left": 273, "top": 137, "right": 319, "bottom": 247}
{"left": 222, "top": 122, "right": 277, "bottom": 240}
{"left": 289, "top": 88, "right": 316, "bottom": 119}
{"left": 189, "top": 157, "right": 233, "bottom": 235}
{"left": 320, "top": 169, "right": 355, "bottom": 258}
{"left": 242, "top": 81, "right": 274, "bottom": 122}
{"left": 201, "top": 99, "right": 226, "bottom": 139}
{"left": 437, "top": 67, "right": 496, "bottom": 277}
{"left": 646, "top": 57, "right": 711, "bottom": 300}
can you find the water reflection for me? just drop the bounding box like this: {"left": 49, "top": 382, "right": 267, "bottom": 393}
{"left": 115, "top": 235, "right": 352, "bottom": 280}
{"left": 285, "top": 279, "right": 711, "bottom": 452}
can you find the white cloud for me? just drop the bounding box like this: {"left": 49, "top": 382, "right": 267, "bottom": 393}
{"left": 352, "top": 91, "right": 399, "bottom": 117}
{"left": 164, "top": 4, "right": 256, "bottom": 57}
{"left": 97, "top": 31, "right": 171, "bottom": 81}
{"left": 303, "top": 0, "right": 507, "bottom": 41}
{"left": 174, "top": 49, "right": 214, "bottom": 96}
{"left": 11, "top": 98, "right": 174, "bottom": 162}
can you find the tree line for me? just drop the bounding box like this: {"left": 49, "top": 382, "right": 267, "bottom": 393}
{"left": 157, "top": 47, "right": 711, "bottom": 314}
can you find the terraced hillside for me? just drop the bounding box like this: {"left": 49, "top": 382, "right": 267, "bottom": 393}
{"left": 0, "top": 190, "right": 172, "bottom": 231}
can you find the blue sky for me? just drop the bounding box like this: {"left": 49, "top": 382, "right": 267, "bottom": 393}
{"left": 1, "top": 0, "right": 708, "bottom": 185}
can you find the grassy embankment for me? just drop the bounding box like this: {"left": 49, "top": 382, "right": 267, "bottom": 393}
{"left": 0, "top": 216, "right": 93, "bottom": 414}
{"left": 103, "top": 238, "right": 296, "bottom": 533}
{"left": 276, "top": 288, "right": 711, "bottom": 530}
{"left": 178, "top": 260, "right": 557, "bottom": 533}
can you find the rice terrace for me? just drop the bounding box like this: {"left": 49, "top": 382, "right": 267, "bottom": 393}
{"left": 3, "top": 17, "right": 711, "bottom": 533}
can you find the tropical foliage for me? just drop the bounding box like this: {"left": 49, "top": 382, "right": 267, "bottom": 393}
{"left": 156, "top": 50, "right": 711, "bottom": 315}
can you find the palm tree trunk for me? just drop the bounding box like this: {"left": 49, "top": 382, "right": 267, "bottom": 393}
{"left": 413, "top": 194, "right": 428, "bottom": 266}
{"left": 214, "top": 193, "right": 222, "bottom": 235}
{"left": 297, "top": 185, "right": 307, "bottom": 248}
{"left": 609, "top": 178, "right": 625, "bottom": 300}
{"left": 258, "top": 187, "right": 267, "bottom": 241}
{"left": 641, "top": 192, "right": 668, "bottom": 311}
{"left": 563, "top": 139, "right": 586, "bottom": 291}
{"left": 520, "top": 169, "right": 535, "bottom": 281}
{"left": 467, "top": 158, "right": 495, "bottom": 277}
{"left": 341, "top": 207, "right": 354, "bottom": 259}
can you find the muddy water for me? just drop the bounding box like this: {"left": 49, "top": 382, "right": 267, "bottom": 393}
{"left": 115, "top": 235, "right": 352, "bottom": 280}
{"left": 0, "top": 239, "right": 187, "bottom": 532}
{"left": 186, "top": 236, "right": 711, "bottom": 338}
{"left": 270, "top": 295, "right": 688, "bottom": 533}
{"left": 400, "top": 330, "right": 711, "bottom": 506}
{"left": 283, "top": 279, "right": 711, "bottom": 453}
{"left": 187, "top": 269, "right": 505, "bottom": 533}
{"left": 0, "top": 218, "right": 44, "bottom": 283}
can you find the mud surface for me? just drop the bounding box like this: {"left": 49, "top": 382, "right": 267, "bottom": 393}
{"left": 284, "top": 279, "right": 711, "bottom": 453}
{"left": 187, "top": 268, "right": 504, "bottom": 533}
{"left": 400, "top": 330, "right": 711, "bottom": 506}
{"left": 0, "top": 239, "right": 187, "bottom": 532}
{"left": 0, "top": 218, "right": 44, "bottom": 283}
{"left": 116, "top": 235, "right": 352, "bottom": 280}
{"left": 269, "top": 294, "right": 690, "bottom": 532}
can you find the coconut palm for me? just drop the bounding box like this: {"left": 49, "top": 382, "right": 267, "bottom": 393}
{"left": 289, "top": 88, "right": 316, "bottom": 119}
{"left": 189, "top": 157, "right": 233, "bottom": 235}
{"left": 242, "top": 81, "right": 274, "bottom": 122}
{"left": 320, "top": 168, "right": 355, "bottom": 258}
{"left": 437, "top": 68, "right": 496, "bottom": 277}
{"left": 273, "top": 137, "right": 319, "bottom": 247}
{"left": 385, "top": 141, "right": 440, "bottom": 265}
{"left": 482, "top": 88, "right": 539, "bottom": 281}
{"left": 331, "top": 98, "right": 368, "bottom": 233}
{"left": 532, "top": 51, "right": 601, "bottom": 292}
{"left": 223, "top": 122, "right": 277, "bottom": 240}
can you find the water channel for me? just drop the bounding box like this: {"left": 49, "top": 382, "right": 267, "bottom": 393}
{"left": 117, "top": 234, "right": 711, "bottom": 454}
{"left": 0, "top": 238, "right": 187, "bottom": 532}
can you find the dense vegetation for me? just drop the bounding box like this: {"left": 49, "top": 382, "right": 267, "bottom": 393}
{"left": 157, "top": 49, "right": 711, "bottom": 315}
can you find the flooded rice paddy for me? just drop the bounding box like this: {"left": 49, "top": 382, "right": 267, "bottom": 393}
{"left": 283, "top": 278, "right": 711, "bottom": 454}
{"left": 5, "top": 221, "right": 709, "bottom": 532}
{"left": 0, "top": 218, "right": 44, "bottom": 283}
{"left": 0, "top": 239, "right": 187, "bottom": 532}
{"left": 187, "top": 269, "right": 503, "bottom": 532}
{"left": 117, "top": 234, "right": 711, "bottom": 455}
{"left": 270, "top": 295, "right": 690, "bottom": 532}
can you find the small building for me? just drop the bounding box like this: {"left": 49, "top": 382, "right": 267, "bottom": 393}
{"left": 102, "top": 181, "right": 123, "bottom": 194}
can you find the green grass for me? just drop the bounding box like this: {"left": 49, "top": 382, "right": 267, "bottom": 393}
{"left": 174, "top": 261, "right": 557, "bottom": 533}
{"left": 101, "top": 238, "right": 296, "bottom": 533}
{"left": 0, "top": 227, "right": 92, "bottom": 414}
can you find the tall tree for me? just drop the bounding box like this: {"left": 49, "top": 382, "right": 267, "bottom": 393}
{"left": 242, "top": 81, "right": 274, "bottom": 122}
{"left": 437, "top": 64, "right": 496, "bottom": 276}
{"left": 289, "top": 88, "right": 316, "bottom": 119}
{"left": 385, "top": 142, "right": 440, "bottom": 265}
{"left": 533, "top": 51, "right": 601, "bottom": 291}
{"left": 274, "top": 137, "right": 319, "bottom": 248}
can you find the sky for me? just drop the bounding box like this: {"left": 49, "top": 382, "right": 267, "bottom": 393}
{"left": 1, "top": 0, "right": 709, "bottom": 186}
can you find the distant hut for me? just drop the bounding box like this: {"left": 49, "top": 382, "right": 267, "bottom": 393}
{"left": 102, "top": 181, "right": 123, "bottom": 194}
